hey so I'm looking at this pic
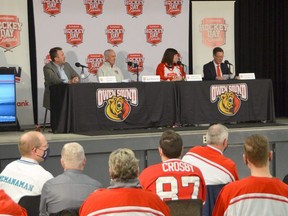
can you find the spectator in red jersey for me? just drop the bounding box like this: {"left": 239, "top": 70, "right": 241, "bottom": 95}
{"left": 156, "top": 48, "right": 186, "bottom": 81}
{"left": 139, "top": 130, "right": 206, "bottom": 202}
{"left": 80, "top": 148, "right": 170, "bottom": 216}
{"left": 0, "top": 189, "right": 27, "bottom": 216}
{"left": 213, "top": 134, "right": 288, "bottom": 215}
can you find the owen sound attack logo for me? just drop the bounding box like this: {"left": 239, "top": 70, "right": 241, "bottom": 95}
{"left": 97, "top": 88, "right": 138, "bottom": 122}
{"left": 210, "top": 83, "right": 248, "bottom": 116}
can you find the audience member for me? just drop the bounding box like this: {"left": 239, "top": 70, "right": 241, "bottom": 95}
{"left": 0, "top": 189, "right": 27, "bottom": 216}
{"left": 139, "top": 130, "right": 206, "bottom": 202}
{"left": 213, "top": 134, "right": 288, "bottom": 215}
{"left": 97, "top": 49, "right": 124, "bottom": 82}
{"left": 0, "top": 131, "right": 53, "bottom": 203}
{"left": 80, "top": 148, "right": 170, "bottom": 216}
{"left": 203, "top": 47, "right": 230, "bottom": 80}
{"left": 156, "top": 48, "right": 185, "bottom": 81}
{"left": 43, "top": 47, "right": 80, "bottom": 110}
{"left": 182, "top": 124, "right": 239, "bottom": 216}
{"left": 39, "top": 142, "right": 102, "bottom": 216}
{"left": 182, "top": 124, "right": 239, "bottom": 185}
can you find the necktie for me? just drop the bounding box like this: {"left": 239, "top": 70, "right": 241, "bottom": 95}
{"left": 217, "top": 64, "right": 221, "bottom": 77}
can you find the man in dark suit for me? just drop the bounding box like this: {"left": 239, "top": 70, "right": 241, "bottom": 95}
{"left": 43, "top": 47, "right": 80, "bottom": 110}
{"left": 203, "top": 47, "right": 231, "bottom": 80}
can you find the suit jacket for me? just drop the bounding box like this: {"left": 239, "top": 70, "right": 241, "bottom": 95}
{"left": 203, "top": 61, "right": 230, "bottom": 81}
{"left": 43, "top": 62, "right": 79, "bottom": 109}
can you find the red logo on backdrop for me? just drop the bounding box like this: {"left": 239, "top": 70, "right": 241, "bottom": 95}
{"left": 86, "top": 54, "right": 104, "bottom": 74}
{"left": 64, "top": 24, "right": 84, "bottom": 47}
{"left": 44, "top": 54, "right": 51, "bottom": 65}
{"left": 0, "top": 15, "right": 22, "bottom": 52}
{"left": 42, "top": 0, "right": 62, "bottom": 16}
{"left": 200, "top": 18, "right": 229, "bottom": 48}
{"left": 105, "top": 25, "right": 125, "bottom": 46}
{"left": 125, "top": 0, "right": 144, "bottom": 17}
{"left": 145, "top": 25, "right": 164, "bottom": 46}
{"left": 164, "top": 0, "right": 183, "bottom": 17}
{"left": 126, "top": 53, "right": 144, "bottom": 73}
{"left": 83, "top": 0, "right": 104, "bottom": 17}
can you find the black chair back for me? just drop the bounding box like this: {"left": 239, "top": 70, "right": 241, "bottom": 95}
{"left": 165, "top": 199, "right": 203, "bottom": 216}
{"left": 18, "top": 195, "right": 41, "bottom": 216}
{"left": 50, "top": 208, "right": 79, "bottom": 216}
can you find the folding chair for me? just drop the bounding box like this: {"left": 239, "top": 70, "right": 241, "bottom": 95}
{"left": 18, "top": 195, "right": 41, "bottom": 216}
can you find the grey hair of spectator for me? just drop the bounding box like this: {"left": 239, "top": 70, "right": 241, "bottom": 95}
{"left": 61, "top": 142, "right": 85, "bottom": 169}
{"left": 109, "top": 148, "right": 139, "bottom": 182}
{"left": 206, "top": 124, "right": 229, "bottom": 145}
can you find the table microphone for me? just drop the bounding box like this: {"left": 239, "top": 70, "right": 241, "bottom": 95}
{"left": 75, "top": 62, "right": 88, "bottom": 68}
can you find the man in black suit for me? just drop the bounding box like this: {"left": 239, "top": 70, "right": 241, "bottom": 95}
{"left": 203, "top": 47, "right": 231, "bottom": 80}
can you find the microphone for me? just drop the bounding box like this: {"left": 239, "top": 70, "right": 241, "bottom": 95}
{"left": 127, "top": 61, "right": 138, "bottom": 68}
{"left": 177, "top": 61, "right": 185, "bottom": 66}
{"left": 224, "top": 60, "right": 233, "bottom": 65}
{"left": 75, "top": 62, "right": 88, "bottom": 68}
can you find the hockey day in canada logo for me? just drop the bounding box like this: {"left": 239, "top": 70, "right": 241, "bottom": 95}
{"left": 106, "top": 25, "right": 124, "bottom": 46}
{"left": 0, "top": 15, "right": 22, "bottom": 51}
{"left": 125, "top": 0, "right": 144, "bottom": 17}
{"left": 126, "top": 53, "right": 144, "bottom": 73}
{"left": 83, "top": 0, "right": 104, "bottom": 17}
{"left": 42, "top": 0, "right": 62, "bottom": 16}
{"left": 97, "top": 88, "right": 138, "bottom": 122}
{"left": 86, "top": 54, "right": 104, "bottom": 74}
{"left": 200, "top": 18, "right": 228, "bottom": 48}
{"left": 210, "top": 83, "right": 248, "bottom": 116}
{"left": 164, "top": 0, "right": 183, "bottom": 17}
{"left": 64, "top": 24, "right": 84, "bottom": 47}
{"left": 145, "top": 24, "right": 164, "bottom": 46}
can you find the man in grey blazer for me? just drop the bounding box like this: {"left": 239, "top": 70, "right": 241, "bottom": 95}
{"left": 43, "top": 47, "right": 80, "bottom": 110}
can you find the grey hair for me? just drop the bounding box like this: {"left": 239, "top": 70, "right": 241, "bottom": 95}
{"left": 61, "top": 142, "right": 85, "bottom": 169}
{"left": 206, "top": 124, "right": 228, "bottom": 144}
{"left": 104, "top": 49, "right": 115, "bottom": 58}
{"left": 109, "top": 148, "right": 139, "bottom": 182}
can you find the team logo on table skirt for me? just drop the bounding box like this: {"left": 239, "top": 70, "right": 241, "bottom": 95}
{"left": 125, "top": 0, "right": 144, "bottom": 17}
{"left": 126, "top": 53, "right": 144, "bottom": 73}
{"left": 200, "top": 18, "right": 228, "bottom": 48}
{"left": 164, "top": 0, "right": 183, "bottom": 17}
{"left": 0, "top": 15, "right": 22, "bottom": 52}
{"left": 97, "top": 88, "right": 138, "bottom": 122}
{"left": 86, "top": 54, "right": 104, "bottom": 74}
{"left": 210, "top": 83, "right": 248, "bottom": 116}
{"left": 42, "top": 0, "right": 62, "bottom": 16}
{"left": 83, "top": 0, "right": 104, "bottom": 17}
{"left": 64, "top": 24, "right": 84, "bottom": 47}
{"left": 145, "top": 25, "right": 164, "bottom": 46}
{"left": 106, "top": 25, "right": 125, "bottom": 46}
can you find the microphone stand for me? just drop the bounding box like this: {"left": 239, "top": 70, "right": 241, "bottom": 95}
{"left": 136, "top": 65, "right": 139, "bottom": 82}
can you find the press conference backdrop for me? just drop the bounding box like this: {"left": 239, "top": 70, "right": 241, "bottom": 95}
{"left": 0, "top": 0, "right": 34, "bottom": 128}
{"left": 33, "top": 0, "right": 190, "bottom": 125}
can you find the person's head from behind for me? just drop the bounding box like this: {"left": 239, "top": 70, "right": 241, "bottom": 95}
{"left": 49, "top": 47, "right": 65, "bottom": 65}
{"left": 104, "top": 49, "right": 116, "bottom": 66}
{"left": 243, "top": 134, "right": 272, "bottom": 168}
{"left": 159, "top": 130, "right": 183, "bottom": 160}
{"left": 109, "top": 148, "right": 139, "bottom": 182}
{"left": 213, "top": 47, "right": 224, "bottom": 65}
{"left": 18, "top": 131, "right": 49, "bottom": 163}
{"left": 161, "top": 48, "right": 180, "bottom": 66}
{"left": 61, "top": 142, "right": 86, "bottom": 171}
{"left": 206, "top": 124, "right": 228, "bottom": 152}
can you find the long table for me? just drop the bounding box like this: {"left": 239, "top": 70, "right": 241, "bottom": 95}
{"left": 50, "top": 79, "right": 275, "bottom": 133}
{"left": 176, "top": 79, "right": 275, "bottom": 125}
{"left": 50, "top": 82, "right": 177, "bottom": 133}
